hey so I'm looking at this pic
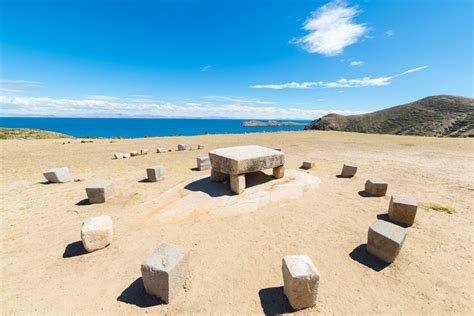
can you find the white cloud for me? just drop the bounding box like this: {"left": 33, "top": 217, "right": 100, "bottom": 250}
{"left": 384, "top": 30, "right": 394, "bottom": 37}
{"left": 200, "top": 64, "right": 212, "bottom": 72}
{"left": 204, "top": 95, "right": 273, "bottom": 105}
{"left": 85, "top": 95, "right": 120, "bottom": 100}
{"left": 251, "top": 66, "right": 428, "bottom": 89}
{"left": 0, "top": 80, "right": 43, "bottom": 92}
{"left": 0, "top": 95, "right": 362, "bottom": 120}
{"left": 293, "top": 0, "right": 368, "bottom": 56}
{"left": 349, "top": 60, "right": 364, "bottom": 66}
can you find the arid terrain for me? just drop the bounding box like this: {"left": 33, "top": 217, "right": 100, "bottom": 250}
{"left": 1, "top": 131, "right": 473, "bottom": 314}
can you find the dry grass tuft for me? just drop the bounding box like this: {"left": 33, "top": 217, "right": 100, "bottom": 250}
{"left": 420, "top": 202, "right": 456, "bottom": 214}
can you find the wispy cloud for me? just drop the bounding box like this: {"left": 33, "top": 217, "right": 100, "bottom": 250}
{"left": 0, "top": 80, "right": 43, "bottom": 92}
{"left": 384, "top": 30, "right": 394, "bottom": 37}
{"left": 0, "top": 95, "right": 361, "bottom": 120}
{"left": 204, "top": 96, "right": 273, "bottom": 105}
{"left": 85, "top": 95, "right": 120, "bottom": 100}
{"left": 200, "top": 64, "right": 212, "bottom": 72}
{"left": 293, "top": 0, "right": 368, "bottom": 56}
{"left": 349, "top": 60, "right": 364, "bottom": 66}
{"left": 251, "top": 66, "right": 428, "bottom": 89}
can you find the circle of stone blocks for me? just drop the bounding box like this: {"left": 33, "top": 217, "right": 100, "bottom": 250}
{"left": 147, "top": 165, "right": 165, "bottom": 182}
{"left": 340, "top": 163, "right": 357, "bottom": 177}
{"left": 282, "top": 255, "right": 320, "bottom": 311}
{"left": 365, "top": 178, "right": 388, "bottom": 196}
{"left": 177, "top": 144, "right": 189, "bottom": 151}
{"left": 388, "top": 195, "right": 418, "bottom": 226}
{"left": 130, "top": 150, "right": 140, "bottom": 157}
{"left": 367, "top": 220, "right": 407, "bottom": 263}
{"left": 43, "top": 167, "right": 72, "bottom": 183}
{"left": 156, "top": 147, "right": 168, "bottom": 153}
{"left": 301, "top": 161, "right": 315, "bottom": 170}
{"left": 141, "top": 243, "right": 190, "bottom": 304}
{"left": 196, "top": 156, "right": 211, "bottom": 171}
{"left": 81, "top": 215, "right": 113, "bottom": 252}
{"left": 86, "top": 181, "right": 114, "bottom": 204}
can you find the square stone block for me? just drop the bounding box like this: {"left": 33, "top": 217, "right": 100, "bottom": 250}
{"left": 86, "top": 181, "right": 114, "bottom": 204}
{"left": 230, "top": 174, "right": 245, "bottom": 194}
{"left": 114, "top": 153, "right": 126, "bottom": 159}
{"left": 157, "top": 147, "right": 167, "bottom": 153}
{"left": 367, "top": 220, "right": 407, "bottom": 263}
{"left": 130, "top": 150, "right": 139, "bottom": 157}
{"left": 197, "top": 156, "right": 210, "bottom": 171}
{"left": 147, "top": 165, "right": 165, "bottom": 182}
{"left": 81, "top": 215, "right": 113, "bottom": 252}
{"left": 341, "top": 164, "right": 357, "bottom": 177}
{"left": 123, "top": 153, "right": 131, "bottom": 158}
{"left": 365, "top": 178, "right": 388, "bottom": 196}
{"left": 301, "top": 161, "right": 315, "bottom": 170}
{"left": 43, "top": 167, "right": 72, "bottom": 183}
{"left": 389, "top": 195, "right": 418, "bottom": 226}
{"left": 141, "top": 243, "right": 190, "bottom": 304}
{"left": 282, "top": 255, "right": 320, "bottom": 311}
{"left": 177, "top": 144, "right": 189, "bottom": 151}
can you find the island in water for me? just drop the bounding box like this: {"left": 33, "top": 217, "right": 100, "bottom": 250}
{"left": 242, "top": 120, "right": 306, "bottom": 127}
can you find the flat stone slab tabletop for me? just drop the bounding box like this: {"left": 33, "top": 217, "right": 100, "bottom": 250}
{"left": 208, "top": 145, "right": 285, "bottom": 194}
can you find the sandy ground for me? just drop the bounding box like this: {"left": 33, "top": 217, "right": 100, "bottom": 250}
{"left": 1, "top": 130, "right": 473, "bottom": 315}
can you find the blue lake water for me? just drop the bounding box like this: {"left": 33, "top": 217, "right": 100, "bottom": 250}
{"left": 0, "top": 117, "right": 311, "bottom": 138}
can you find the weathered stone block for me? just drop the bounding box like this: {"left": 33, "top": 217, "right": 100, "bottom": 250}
{"left": 177, "top": 144, "right": 189, "bottom": 151}
{"left": 282, "top": 255, "right": 320, "bottom": 311}
{"left": 130, "top": 150, "right": 139, "bottom": 157}
{"left": 341, "top": 164, "right": 357, "bottom": 177}
{"left": 147, "top": 165, "right": 165, "bottom": 182}
{"left": 141, "top": 243, "right": 190, "bottom": 304}
{"left": 197, "top": 156, "right": 210, "bottom": 171}
{"left": 123, "top": 153, "right": 131, "bottom": 158}
{"left": 157, "top": 147, "right": 167, "bottom": 153}
{"left": 230, "top": 174, "right": 245, "bottom": 194}
{"left": 365, "top": 178, "right": 388, "bottom": 196}
{"left": 209, "top": 145, "right": 284, "bottom": 175}
{"left": 114, "top": 153, "right": 126, "bottom": 159}
{"left": 81, "top": 215, "right": 113, "bottom": 252}
{"left": 43, "top": 167, "right": 72, "bottom": 183}
{"left": 301, "top": 161, "right": 315, "bottom": 170}
{"left": 367, "top": 220, "right": 406, "bottom": 263}
{"left": 86, "top": 181, "right": 114, "bottom": 204}
{"left": 388, "top": 195, "right": 418, "bottom": 226}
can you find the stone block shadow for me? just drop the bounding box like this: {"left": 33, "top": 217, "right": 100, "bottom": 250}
{"left": 376, "top": 213, "right": 410, "bottom": 228}
{"left": 258, "top": 286, "right": 293, "bottom": 315}
{"left": 75, "top": 199, "right": 91, "bottom": 206}
{"left": 358, "top": 190, "right": 375, "bottom": 198}
{"left": 117, "top": 277, "right": 163, "bottom": 308}
{"left": 349, "top": 244, "right": 389, "bottom": 272}
{"left": 63, "top": 241, "right": 88, "bottom": 258}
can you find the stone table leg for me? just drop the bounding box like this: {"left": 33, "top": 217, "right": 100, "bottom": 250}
{"left": 273, "top": 165, "right": 285, "bottom": 179}
{"left": 230, "top": 174, "right": 245, "bottom": 194}
{"left": 210, "top": 169, "right": 228, "bottom": 182}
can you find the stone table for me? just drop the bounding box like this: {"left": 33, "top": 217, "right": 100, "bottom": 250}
{"left": 208, "top": 145, "right": 285, "bottom": 194}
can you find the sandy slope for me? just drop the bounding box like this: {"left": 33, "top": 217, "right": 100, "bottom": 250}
{"left": 1, "top": 131, "right": 473, "bottom": 315}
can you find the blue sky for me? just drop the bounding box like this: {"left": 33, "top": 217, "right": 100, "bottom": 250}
{"left": 0, "top": 0, "right": 472, "bottom": 119}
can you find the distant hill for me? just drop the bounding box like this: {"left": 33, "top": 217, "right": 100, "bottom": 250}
{"left": 242, "top": 120, "right": 305, "bottom": 127}
{"left": 0, "top": 128, "right": 74, "bottom": 140}
{"left": 304, "top": 95, "right": 474, "bottom": 137}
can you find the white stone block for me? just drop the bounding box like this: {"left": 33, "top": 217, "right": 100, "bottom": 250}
{"left": 114, "top": 153, "right": 126, "bottom": 159}
{"left": 86, "top": 181, "right": 114, "bottom": 204}
{"left": 197, "top": 156, "right": 210, "bottom": 170}
{"left": 147, "top": 165, "right": 165, "bottom": 182}
{"left": 43, "top": 167, "right": 72, "bottom": 183}
{"left": 157, "top": 147, "right": 168, "bottom": 153}
{"left": 81, "top": 215, "right": 113, "bottom": 252}
{"left": 230, "top": 174, "right": 245, "bottom": 194}
{"left": 282, "top": 255, "right": 320, "bottom": 310}
{"left": 141, "top": 243, "right": 190, "bottom": 304}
